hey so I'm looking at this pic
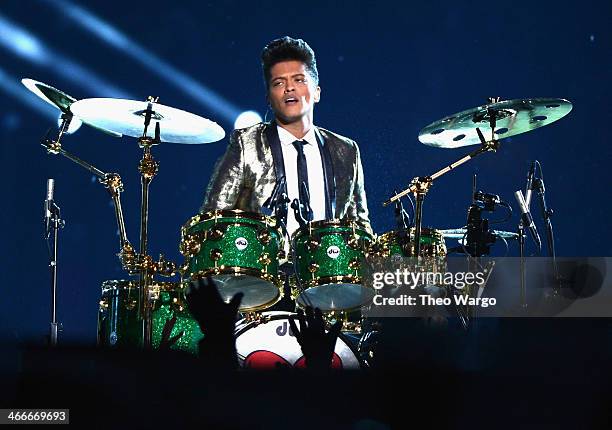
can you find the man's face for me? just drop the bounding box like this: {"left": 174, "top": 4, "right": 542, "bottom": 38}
{"left": 267, "top": 60, "right": 320, "bottom": 124}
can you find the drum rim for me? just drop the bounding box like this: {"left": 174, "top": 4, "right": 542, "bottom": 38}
{"left": 293, "top": 278, "right": 375, "bottom": 312}
{"left": 233, "top": 311, "right": 366, "bottom": 368}
{"left": 101, "top": 279, "right": 181, "bottom": 293}
{"left": 186, "top": 269, "right": 284, "bottom": 312}
{"left": 292, "top": 218, "right": 372, "bottom": 240}
{"left": 378, "top": 227, "right": 445, "bottom": 241}
{"left": 182, "top": 209, "right": 278, "bottom": 231}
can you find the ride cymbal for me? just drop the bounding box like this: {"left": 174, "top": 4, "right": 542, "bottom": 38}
{"left": 70, "top": 98, "right": 225, "bottom": 144}
{"left": 419, "top": 98, "right": 572, "bottom": 148}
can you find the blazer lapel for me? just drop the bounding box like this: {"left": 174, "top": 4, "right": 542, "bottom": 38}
{"left": 315, "top": 127, "right": 336, "bottom": 219}
{"left": 264, "top": 122, "right": 289, "bottom": 223}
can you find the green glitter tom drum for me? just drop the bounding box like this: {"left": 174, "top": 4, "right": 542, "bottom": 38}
{"left": 180, "top": 210, "right": 285, "bottom": 312}
{"left": 292, "top": 219, "right": 374, "bottom": 311}
{"left": 97, "top": 280, "right": 203, "bottom": 354}
{"left": 373, "top": 228, "right": 448, "bottom": 288}
{"left": 374, "top": 227, "right": 447, "bottom": 258}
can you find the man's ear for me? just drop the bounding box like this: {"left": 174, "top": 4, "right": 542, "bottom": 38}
{"left": 314, "top": 86, "right": 321, "bottom": 103}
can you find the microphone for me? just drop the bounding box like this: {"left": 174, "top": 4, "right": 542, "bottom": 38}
{"left": 300, "top": 182, "right": 313, "bottom": 222}
{"left": 262, "top": 176, "right": 286, "bottom": 216}
{"left": 291, "top": 198, "right": 307, "bottom": 229}
{"left": 514, "top": 190, "right": 541, "bottom": 251}
{"left": 44, "top": 179, "right": 55, "bottom": 237}
{"left": 474, "top": 191, "right": 500, "bottom": 211}
{"left": 525, "top": 161, "right": 536, "bottom": 210}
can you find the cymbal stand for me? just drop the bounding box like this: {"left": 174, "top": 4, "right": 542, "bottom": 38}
{"left": 41, "top": 106, "right": 175, "bottom": 349}
{"left": 384, "top": 137, "right": 500, "bottom": 258}
{"left": 136, "top": 97, "right": 162, "bottom": 348}
{"left": 41, "top": 116, "right": 137, "bottom": 272}
{"left": 384, "top": 98, "right": 502, "bottom": 258}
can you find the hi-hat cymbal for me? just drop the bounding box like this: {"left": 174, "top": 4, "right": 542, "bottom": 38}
{"left": 419, "top": 98, "right": 572, "bottom": 148}
{"left": 70, "top": 98, "right": 225, "bottom": 144}
{"left": 440, "top": 228, "right": 519, "bottom": 240}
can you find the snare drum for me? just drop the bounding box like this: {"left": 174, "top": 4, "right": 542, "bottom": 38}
{"left": 97, "top": 280, "right": 203, "bottom": 354}
{"left": 235, "top": 311, "right": 362, "bottom": 369}
{"left": 292, "top": 219, "right": 374, "bottom": 311}
{"left": 180, "top": 210, "right": 285, "bottom": 312}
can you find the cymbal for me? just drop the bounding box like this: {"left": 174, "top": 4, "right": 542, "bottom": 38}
{"left": 21, "top": 78, "right": 76, "bottom": 114}
{"left": 419, "top": 98, "right": 572, "bottom": 148}
{"left": 70, "top": 98, "right": 225, "bottom": 144}
{"left": 22, "top": 78, "right": 122, "bottom": 137}
{"left": 440, "top": 228, "right": 519, "bottom": 240}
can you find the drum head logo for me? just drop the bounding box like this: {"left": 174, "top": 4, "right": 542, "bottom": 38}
{"left": 235, "top": 237, "right": 248, "bottom": 250}
{"left": 327, "top": 246, "right": 341, "bottom": 259}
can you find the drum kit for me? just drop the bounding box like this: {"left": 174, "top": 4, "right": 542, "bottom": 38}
{"left": 24, "top": 78, "right": 572, "bottom": 369}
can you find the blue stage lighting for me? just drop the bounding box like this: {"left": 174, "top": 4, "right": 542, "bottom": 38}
{"left": 0, "top": 66, "right": 57, "bottom": 120}
{"left": 39, "top": 0, "right": 242, "bottom": 123}
{"left": 0, "top": 16, "right": 50, "bottom": 64}
{"left": 0, "top": 14, "right": 134, "bottom": 100}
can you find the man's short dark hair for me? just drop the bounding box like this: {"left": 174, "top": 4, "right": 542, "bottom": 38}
{"left": 261, "top": 36, "right": 319, "bottom": 89}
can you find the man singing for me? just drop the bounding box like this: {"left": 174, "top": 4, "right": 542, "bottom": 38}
{"left": 201, "top": 36, "right": 371, "bottom": 236}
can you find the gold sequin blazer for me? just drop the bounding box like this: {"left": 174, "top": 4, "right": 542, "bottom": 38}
{"left": 201, "top": 122, "right": 371, "bottom": 233}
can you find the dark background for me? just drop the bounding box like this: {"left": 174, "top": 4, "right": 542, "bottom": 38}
{"left": 0, "top": 0, "right": 610, "bottom": 343}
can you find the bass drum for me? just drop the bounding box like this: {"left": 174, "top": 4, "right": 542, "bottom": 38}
{"left": 234, "top": 311, "right": 363, "bottom": 370}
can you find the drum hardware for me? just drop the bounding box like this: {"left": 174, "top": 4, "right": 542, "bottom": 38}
{"left": 385, "top": 97, "right": 573, "bottom": 261}
{"left": 44, "top": 179, "right": 64, "bottom": 347}
{"left": 210, "top": 249, "right": 223, "bottom": 262}
{"left": 531, "top": 162, "right": 563, "bottom": 294}
{"left": 257, "top": 228, "right": 272, "bottom": 245}
{"left": 34, "top": 91, "right": 226, "bottom": 348}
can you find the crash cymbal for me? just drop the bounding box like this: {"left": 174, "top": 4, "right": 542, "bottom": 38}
{"left": 70, "top": 98, "right": 225, "bottom": 144}
{"left": 419, "top": 98, "right": 572, "bottom": 148}
{"left": 22, "top": 78, "right": 122, "bottom": 137}
{"left": 440, "top": 228, "right": 519, "bottom": 240}
{"left": 21, "top": 78, "right": 76, "bottom": 114}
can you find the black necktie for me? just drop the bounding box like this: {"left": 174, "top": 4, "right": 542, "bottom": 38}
{"left": 291, "top": 140, "right": 312, "bottom": 221}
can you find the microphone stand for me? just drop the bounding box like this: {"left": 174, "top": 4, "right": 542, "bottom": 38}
{"left": 533, "top": 177, "right": 561, "bottom": 292}
{"left": 47, "top": 194, "right": 64, "bottom": 346}
{"left": 517, "top": 219, "right": 527, "bottom": 310}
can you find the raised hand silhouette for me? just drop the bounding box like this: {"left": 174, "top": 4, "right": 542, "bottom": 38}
{"left": 186, "top": 276, "right": 243, "bottom": 370}
{"left": 158, "top": 315, "right": 184, "bottom": 350}
{"left": 289, "top": 306, "right": 342, "bottom": 371}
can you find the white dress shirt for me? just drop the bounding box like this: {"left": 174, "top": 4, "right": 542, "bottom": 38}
{"left": 277, "top": 125, "right": 326, "bottom": 237}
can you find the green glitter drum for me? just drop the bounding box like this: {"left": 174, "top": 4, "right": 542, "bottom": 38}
{"left": 180, "top": 210, "right": 285, "bottom": 312}
{"left": 292, "top": 219, "right": 374, "bottom": 311}
{"left": 372, "top": 228, "right": 448, "bottom": 288}
{"left": 97, "top": 280, "right": 203, "bottom": 355}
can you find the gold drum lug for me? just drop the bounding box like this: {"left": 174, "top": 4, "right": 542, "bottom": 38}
{"left": 210, "top": 249, "right": 223, "bottom": 261}
{"left": 308, "top": 261, "right": 319, "bottom": 273}
{"left": 258, "top": 252, "right": 272, "bottom": 266}
{"left": 306, "top": 239, "right": 319, "bottom": 252}
{"left": 257, "top": 229, "right": 271, "bottom": 245}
